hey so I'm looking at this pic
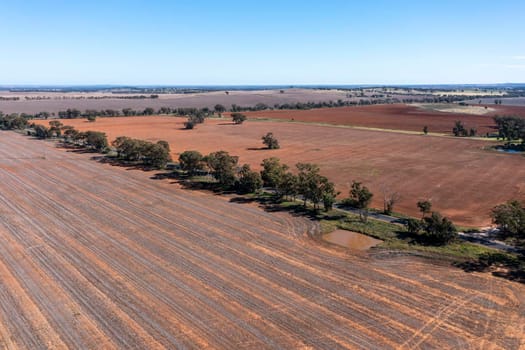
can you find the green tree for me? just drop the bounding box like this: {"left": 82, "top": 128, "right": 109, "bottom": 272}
{"left": 143, "top": 143, "right": 171, "bottom": 168}
{"left": 452, "top": 120, "right": 468, "bottom": 137}
{"left": 261, "top": 132, "right": 280, "bottom": 149}
{"left": 296, "top": 163, "right": 335, "bottom": 211}
{"left": 260, "top": 157, "right": 288, "bottom": 187}
{"left": 184, "top": 118, "right": 195, "bottom": 129}
{"left": 206, "top": 151, "right": 239, "bottom": 187}
{"left": 405, "top": 218, "right": 422, "bottom": 234}
{"left": 84, "top": 131, "right": 108, "bottom": 152}
{"left": 349, "top": 181, "right": 373, "bottom": 222}
{"left": 62, "top": 126, "right": 79, "bottom": 142}
{"left": 179, "top": 150, "right": 204, "bottom": 175}
{"left": 112, "top": 136, "right": 143, "bottom": 160}
{"left": 34, "top": 124, "right": 51, "bottom": 139}
{"left": 493, "top": 115, "right": 525, "bottom": 144}
{"left": 237, "top": 164, "right": 263, "bottom": 194}
{"left": 214, "top": 104, "right": 226, "bottom": 113}
{"left": 156, "top": 140, "right": 170, "bottom": 153}
{"left": 297, "top": 163, "right": 321, "bottom": 208}
{"left": 320, "top": 178, "right": 339, "bottom": 211}
{"left": 143, "top": 107, "right": 155, "bottom": 115}
{"left": 417, "top": 200, "right": 432, "bottom": 218}
{"left": 277, "top": 172, "right": 299, "bottom": 201}
{"left": 231, "top": 112, "right": 247, "bottom": 124}
{"left": 48, "top": 120, "right": 63, "bottom": 137}
{"left": 422, "top": 212, "right": 457, "bottom": 245}
{"left": 491, "top": 201, "right": 525, "bottom": 239}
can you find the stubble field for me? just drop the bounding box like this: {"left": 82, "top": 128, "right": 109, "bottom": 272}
{"left": 45, "top": 116, "right": 525, "bottom": 227}
{"left": 0, "top": 131, "right": 524, "bottom": 349}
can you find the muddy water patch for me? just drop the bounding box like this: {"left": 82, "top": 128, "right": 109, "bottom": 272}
{"left": 323, "top": 230, "right": 382, "bottom": 251}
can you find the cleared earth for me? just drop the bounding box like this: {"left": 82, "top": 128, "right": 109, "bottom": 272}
{"left": 43, "top": 116, "right": 525, "bottom": 227}
{"left": 239, "top": 104, "right": 525, "bottom": 134}
{"left": 0, "top": 131, "right": 523, "bottom": 349}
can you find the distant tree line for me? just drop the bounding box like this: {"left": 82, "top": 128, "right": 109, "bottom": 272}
{"left": 27, "top": 121, "right": 109, "bottom": 153}
{"left": 0, "top": 112, "right": 29, "bottom": 130}
{"left": 22, "top": 95, "right": 159, "bottom": 101}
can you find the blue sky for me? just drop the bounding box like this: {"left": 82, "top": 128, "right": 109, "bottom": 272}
{"left": 1, "top": 0, "right": 524, "bottom": 85}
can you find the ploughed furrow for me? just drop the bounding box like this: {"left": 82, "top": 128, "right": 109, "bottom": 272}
{"left": 12, "top": 160, "right": 465, "bottom": 347}
{"left": 0, "top": 131, "right": 523, "bottom": 349}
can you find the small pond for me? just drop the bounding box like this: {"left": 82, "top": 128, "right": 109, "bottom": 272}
{"left": 496, "top": 148, "right": 522, "bottom": 154}
{"left": 323, "top": 230, "right": 383, "bottom": 251}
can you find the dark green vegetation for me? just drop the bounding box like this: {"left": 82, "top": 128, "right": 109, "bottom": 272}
{"left": 0, "top": 112, "right": 29, "bottom": 130}
{"left": 112, "top": 136, "right": 171, "bottom": 169}
{"left": 452, "top": 120, "right": 476, "bottom": 137}
{"left": 184, "top": 109, "right": 210, "bottom": 130}
{"left": 493, "top": 115, "right": 525, "bottom": 151}
{"left": 492, "top": 201, "right": 525, "bottom": 245}
{"left": 261, "top": 132, "right": 280, "bottom": 149}
{"left": 231, "top": 112, "right": 247, "bottom": 124}
{"left": 343, "top": 181, "right": 373, "bottom": 222}
{"left": 178, "top": 151, "right": 205, "bottom": 175}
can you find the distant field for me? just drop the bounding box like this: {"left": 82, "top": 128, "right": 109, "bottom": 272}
{"left": 239, "top": 104, "right": 509, "bottom": 134}
{"left": 37, "top": 116, "right": 525, "bottom": 227}
{"left": 382, "top": 88, "right": 508, "bottom": 96}
{"left": 465, "top": 97, "right": 525, "bottom": 106}
{"left": 412, "top": 103, "right": 495, "bottom": 115}
{"left": 0, "top": 131, "right": 523, "bottom": 348}
{"left": 0, "top": 88, "right": 356, "bottom": 114}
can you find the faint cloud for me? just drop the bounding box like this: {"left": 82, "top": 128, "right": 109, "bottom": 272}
{"left": 504, "top": 64, "right": 525, "bottom": 69}
{"left": 510, "top": 56, "right": 525, "bottom": 60}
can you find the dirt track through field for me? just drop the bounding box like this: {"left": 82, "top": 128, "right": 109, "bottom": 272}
{"left": 0, "top": 131, "right": 523, "bottom": 349}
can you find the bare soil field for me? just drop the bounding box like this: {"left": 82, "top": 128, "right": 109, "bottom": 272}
{"left": 41, "top": 117, "right": 525, "bottom": 227}
{"left": 0, "top": 89, "right": 355, "bottom": 115}
{"left": 0, "top": 131, "right": 523, "bottom": 349}
{"left": 466, "top": 97, "right": 525, "bottom": 106}
{"left": 240, "top": 104, "right": 525, "bottom": 134}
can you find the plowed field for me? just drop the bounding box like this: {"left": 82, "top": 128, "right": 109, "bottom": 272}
{"left": 0, "top": 131, "right": 524, "bottom": 349}
{"left": 45, "top": 117, "right": 525, "bottom": 227}
{"left": 240, "top": 104, "right": 525, "bottom": 134}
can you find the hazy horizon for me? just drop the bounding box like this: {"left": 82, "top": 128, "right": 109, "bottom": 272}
{"left": 2, "top": 0, "right": 525, "bottom": 85}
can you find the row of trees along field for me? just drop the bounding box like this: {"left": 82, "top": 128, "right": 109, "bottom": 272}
{"left": 177, "top": 152, "right": 464, "bottom": 246}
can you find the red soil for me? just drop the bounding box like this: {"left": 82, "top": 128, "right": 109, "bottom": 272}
{"left": 40, "top": 117, "right": 525, "bottom": 227}
{"left": 239, "top": 104, "right": 525, "bottom": 134}
{"left": 1, "top": 131, "right": 523, "bottom": 348}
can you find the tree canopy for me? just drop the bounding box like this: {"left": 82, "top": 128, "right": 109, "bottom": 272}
{"left": 179, "top": 150, "right": 204, "bottom": 174}
{"left": 206, "top": 151, "right": 239, "bottom": 187}
{"left": 262, "top": 132, "right": 280, "bottom": 149}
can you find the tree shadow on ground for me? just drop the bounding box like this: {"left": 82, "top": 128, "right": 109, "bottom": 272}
{"left": 246, "top": 147, "right": 268, "bottom": 151}
{"left": 229, "top": 195, "right": 341, "bottom": 222}
{"left": 91, "top": 156, "right": 161, "bottom": 172}
{"left": 55, "top": 142, "right": 100, "bottom": 154}
{"left": 454, "top": 252, "right": 525, "bottom": 284}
